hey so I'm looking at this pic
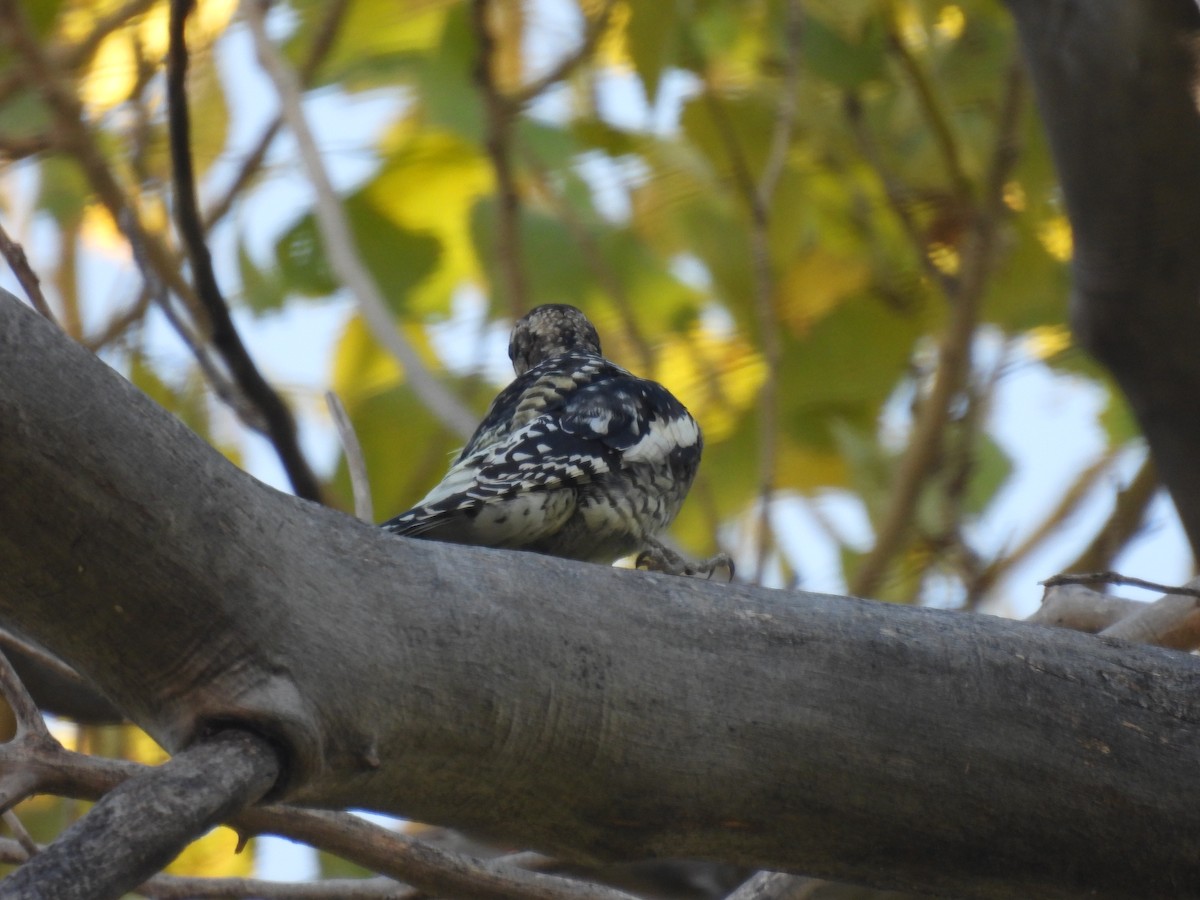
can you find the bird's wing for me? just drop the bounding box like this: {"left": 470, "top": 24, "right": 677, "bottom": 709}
{"left": 382, "top": 374, "right": 695, "bottom": 537}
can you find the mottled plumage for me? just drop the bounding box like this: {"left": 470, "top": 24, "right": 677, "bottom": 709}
{"left": 381, "top": 304, "right": 702, "bottom": 564}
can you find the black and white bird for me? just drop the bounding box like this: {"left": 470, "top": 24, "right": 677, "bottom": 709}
{"left": 381, "top": 304, "right": 716, "bottom": 572}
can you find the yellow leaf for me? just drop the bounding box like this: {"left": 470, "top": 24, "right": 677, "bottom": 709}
{"left": 72, "top": 0, "right": 235, "bottom": 111}
{"left": 777, "top": 248, "right": 871, "bottom": 336}
{"left": 654, "top": 326, "right": 765, "bottom": 444}
{"left": 1037, "top": 214, "right": 1073, "bottom": 262}
{"left": 1022, "top": 324, "right": 1072, "bottom": 361}
{"left": 934, "top": 5, "right": 965, "bottom": 43}
{"left": 331, "top": 313, "right": 444, "bottom": 408}
{"left": 590, "top": 0, "right": 632, "bottom": 71}
{"left": 369, "top": 130, "right": 492, "bottom": 311}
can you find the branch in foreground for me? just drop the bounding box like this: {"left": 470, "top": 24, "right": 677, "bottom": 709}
{"left": 3, "top": 291, "right": 1200, "bottom": 898}
{"left": 0, "top": 728, "right": 635, "bottom": 900}
{"left": 0, "top": 729, "right": 279, "bottom": 900}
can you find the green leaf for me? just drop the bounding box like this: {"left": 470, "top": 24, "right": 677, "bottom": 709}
{"left": 802, "top": 14, "right": 886, "bottom": 89}
{"left": 627, "top": 0, "right": 679, "bottom": 102}
{"left": 237, "top": 239, "right": 289, "bottom": 316}
{"left": 274, "top": 197, "right": 442, "bottom": 315}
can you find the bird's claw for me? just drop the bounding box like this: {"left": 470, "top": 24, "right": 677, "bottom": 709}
{"left": 636, "top": 541, "right": 735, "bottom": 582}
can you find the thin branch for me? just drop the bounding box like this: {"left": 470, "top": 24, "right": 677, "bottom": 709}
{"left": 1041, "top": 572, "right": 1200, "bottom": 600}
{"left": 121, "top": 209, "right": 261, "bottom": 428}
{"left": 882, "top": 0, "right": 972, "bottom": 203}
{"left": 758, "top": 0, "right": 804, "bottom": 206}
{"left": 1099, "top": 594, "right": 1200, "bottom": 651}
{"left": 0, "top": 719, "right": 634, "bottom": 900}
{"left": 692, "top": 0, "right": 803, "bottom": 586}
{"left": 136, "top": 873, "right": 415, "bottom": 899}
{"left": 0, "top": 133, "right": 52, "bottom": 160}
{"left": 167, "top": 0, "right": 323, "bottom": 503}
{"left": 237, "top": 807, "right": 640, "bottom": 900}
{"left": 83, "top": 287, "right": 153, "bottom": 351}
{"left": 844, "top": 90, "right": 958, "bottom": 295}
{"left": 851, "top": 54, "right": 1025, "bottom": 599}
{"left": 2, "top": 810, "right": 38, "bottom": 859}
{"left": 326, "top": 390, "right": 373, "bottom": 522}
{"left": 968, "top": 449, "right": 1120, "bottom": 602}
{"left": 0, "top": 650, "right": 51, "bottom": 741}
{"left": 0, "top": 0, "right": 205, "bottom": 321}
{"left": 0, "top": 218, "right": 54, "bottom": 320}
{"left": 1062, "top": 455, "right": 1159, "bottom": 573}
{"left": 472, "top": 0, "right": 529, "bottom": 318}
{"left": 1, "top": 730, "right": 281, "bottom": 900}
{"left": 1032, "top": 576, "right": 1200, "bottom": 653}
{"left": 522, "top": 152, "right": 655, "bottom": 373}
{"left": 202, "top": 0, "right": 350, "bottom": 228}
{"left": 242, "top": 0, "right": 476, "bottom": 442}
{"left": 507, "top": 0, "right": 617, "bottom": 107}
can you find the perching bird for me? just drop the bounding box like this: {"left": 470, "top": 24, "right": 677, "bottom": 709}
{"left": 382, "top": 304, "right": 722, "bottom": 574}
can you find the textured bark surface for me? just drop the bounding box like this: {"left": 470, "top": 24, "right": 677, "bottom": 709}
{"left": 4, "top": 292, "right": 1200, "bottom": 898}
{"left": 1006, "top": 0, "right": 1200, "bottom": 556}
{"left": 0, "top": 730, "right": 279, "bottom": 900}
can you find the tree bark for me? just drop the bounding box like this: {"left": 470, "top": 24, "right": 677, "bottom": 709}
{"left": 0, "top": 730, "right": 279, "bottom": 900}
{"left": 3, "top": 291, "right": 1200, "bottom": 898}
{"left": 1005, "top": 0, "right": 1200, "bottom": 557}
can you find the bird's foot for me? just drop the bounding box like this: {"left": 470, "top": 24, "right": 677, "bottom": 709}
{"left": 636, "top": 540, "right": 735, "bottom": 582}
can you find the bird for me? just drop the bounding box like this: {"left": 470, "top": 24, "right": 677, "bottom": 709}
{"left": 381, "top": 304, "right": 726, "bottom": 576}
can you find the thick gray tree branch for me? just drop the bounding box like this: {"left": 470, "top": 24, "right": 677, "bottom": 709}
{"left": 3, "top": 290, "right": 1200, "bottom": 897}
{"left": 0, "top": 730, "right": 279, "bottom": 900}
{"left": 1004, "top": 0, "right": 1200, "bottom": 558}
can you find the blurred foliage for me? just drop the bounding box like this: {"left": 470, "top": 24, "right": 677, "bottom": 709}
{"left": 0, "top": 0, "right": 1155, "bottom": 882}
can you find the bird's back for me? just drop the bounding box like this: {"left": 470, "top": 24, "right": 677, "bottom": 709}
{"left": 381, "top": 345, "right": 702, "bottom": 563}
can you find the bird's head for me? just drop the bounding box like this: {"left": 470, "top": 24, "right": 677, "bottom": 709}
{"left": 508, "top": 304, "right": 602, "bottom": 375}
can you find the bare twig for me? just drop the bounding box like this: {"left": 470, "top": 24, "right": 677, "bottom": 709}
{"left": 472, "top": 0, "right": 528, "bottom": 318}
{"left": 242, "top": 0, "right": 476, "bottom": 442}
{"left": 0, "top": 649, "right": 51, "bottom": 741}
{"left": 326, "top": 390, "right": 374, "bottom": 522}
{"left": 83, "top": 288, "right": 153, "bottom": 351}
{"left": 1062, "top": 456, "right": 1159, "bottom": 573}
{"left": 121, "top": 209, "right": 259, "bottom": 427}
{"left": 969, "top": 449, "right": 1120, "bottom": 602}
{"left": 0, "top": 133, "right": 52, "bottom": 159}
{"left": 0, "top": 647, "right": 61, "bottom": 814}
{"left": 0, "top": 218, "right": 54, "bottom": 320}
{"left": 1041, "top": 572, "right": 1200, "bottom": 600}
{"left": 202, "top": 0, "right": 350, "bottom": 228}
{"left": 2, "top": 810, "right": 38, "bottom": 859}
{"left": 522, "top": 152, "right": 655, "bottom": 373}
{"left": 167, "top": 0, "right": 323, "bottom": 503}
{"left": 507, "top": 0, "right": 617, "bottom": 107}
{"left": 238, "top": 807, "right": 639, "bottom": 900}
{"left": 136, "top": 873, "right": 414, "bottom": 899}
{"left": 843, "top": 90, "right": 958, "bottom": 297}
{"left": 882, "top": 0, "right": 972, "bottom": 203}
